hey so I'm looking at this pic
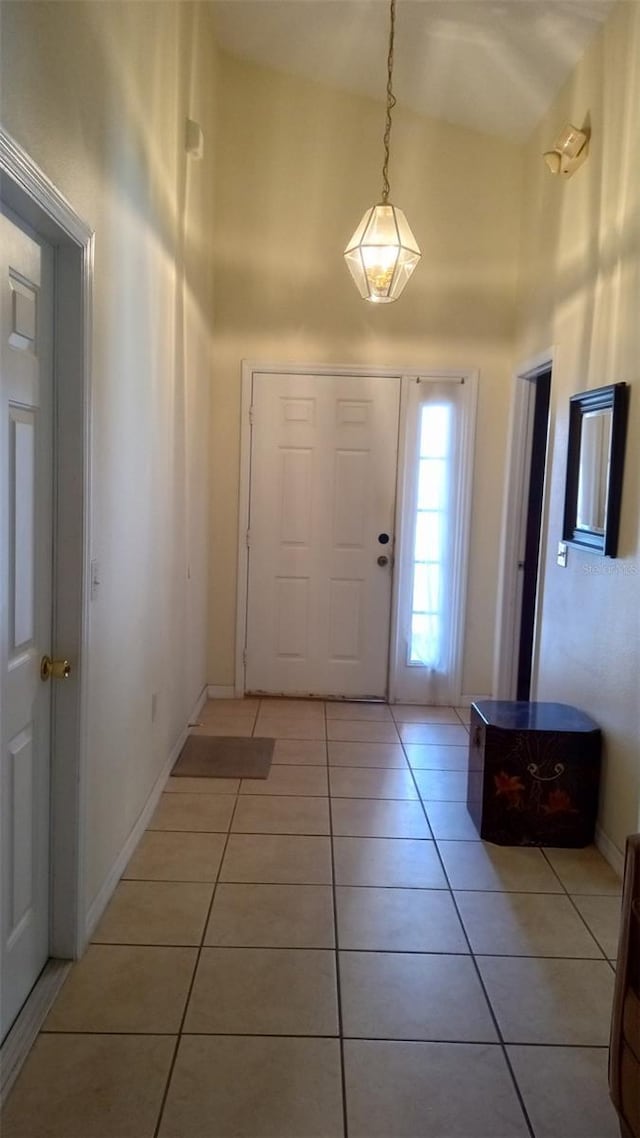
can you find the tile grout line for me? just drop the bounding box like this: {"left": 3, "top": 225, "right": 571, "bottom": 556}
{"left": 152, "top": 767, "right": 244, "bottom": 1138}
{"left": 81, "top": 943, "right": 614, "bottom": 960}
{"left": 29, "top": 1026, "right": 617, "bottom": 1049}
{"left": 42, "top": 696, "right": 614, "bottom": 1133}
{"left": 32, "top": 1029, "right": 617, "bottom": 1048}
{"left": 540, "top": 848, "right": 617, "bottom": 961}
{"left": 8, "top": 701, "right": 618, "bottom": 1133}
{"left": 175, "top": 705, "right": 616, "bottom": 1134}
{"left": 252, "top": 699, "right": 261, "bottom": 737}
{"left": 326, "top": 701, "right": 350, "bottom": 1138}
{"left": 439, "top": 882, "right": 537, "bottom": 1137}
{"left": 401, "top": 713, "right": 537, "bottom": 1138}
{"left": 117, "top": 875, "right": 618, "bottom": 897}
{"left": 400, "top": 737, "right": 435, "bottom": 842}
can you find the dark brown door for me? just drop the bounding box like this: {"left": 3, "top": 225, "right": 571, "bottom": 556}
{"left": 516, "top": 368, "right": 551, "bottom": 701}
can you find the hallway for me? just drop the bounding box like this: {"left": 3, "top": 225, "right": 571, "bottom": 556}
{"left": 2, "top": 699, "right": 622, "bottom": 1137}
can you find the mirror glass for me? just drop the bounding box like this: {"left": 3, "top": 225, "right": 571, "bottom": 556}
{"left": 576, "top": 408, "right": 612, "bottom": 533}
{"left": 563, "top": 382, "right": 628, "bottom": 557}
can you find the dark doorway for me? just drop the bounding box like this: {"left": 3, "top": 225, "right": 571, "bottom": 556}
{"left": 516, "top": 368, "right": 551, "bottom": 700}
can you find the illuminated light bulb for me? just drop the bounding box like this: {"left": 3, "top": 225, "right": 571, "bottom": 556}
{"left": 343, "top": 0, "right": 421, "bottom": 303}
{"left": 344, "top": 203, "right": 421, "bottom": 304}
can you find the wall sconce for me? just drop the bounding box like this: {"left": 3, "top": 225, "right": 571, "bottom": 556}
{"left": 185, "top": 118, "right": 204, "bottom": 160}
{"left": 543, "top": 124, "right": 589, "bottom": 178}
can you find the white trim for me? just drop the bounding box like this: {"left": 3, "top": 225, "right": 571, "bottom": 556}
{"left": 241, "top": 359, "right": 437, "bottom": 380}
{"left": 451, "top": 372, "right": 478, "bottom": 705}
{"left": 192, "top": 685, "right": 209, "bottom": 717}
{"left": 235, "top": 362, "right": 254, "bottom": 696}
{"left": 389, "top": 370, "right": 478, "bottom": 705}
{"left": 83, "top": 684, "right": 208, "bottom": 943}
{"left": 0, "top": 959, "right": 71, "bottom": 1102}
{"left": 460, "top": 691, "right": 491, "bottom": 708}
{"left": 50, "top": 236, "right": 94, "bottom": 960}
{"left": 387, "top": 380, "right": 411, "bottom": 703}
{"left": 0, "top": 131, "right": 92, "bottom": 246}
{"left": 0, "top": 128, "right": 93, "bottom": 965}
{"left": 207, "top": 684, "right": 236, "bottom": 699}
{"left": 493, "top": 379, "right": 535, "bottom": 698}
{"left": 83, "top": 742, "right": 176, "bottom": 942}
{"left": 595, "top": 824, "right": 624, "bottom": 879}
{"left": 493, "top": 350, "right": 554, "bottom": 700}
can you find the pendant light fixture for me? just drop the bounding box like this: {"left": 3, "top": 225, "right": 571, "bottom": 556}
{"left": 344, "top": 0, "right": 421, "bottom": 303}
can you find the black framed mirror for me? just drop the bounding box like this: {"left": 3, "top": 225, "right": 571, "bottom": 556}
{"left": 563, "top": 382, "right": 629, "bottom": 556}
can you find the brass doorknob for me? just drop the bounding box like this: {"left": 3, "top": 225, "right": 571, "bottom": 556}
{"left": 40, "top": 656, "right": 72, "bottom": 682}
{"left": 377, "top": 555, "right": 389, "bottom": 567}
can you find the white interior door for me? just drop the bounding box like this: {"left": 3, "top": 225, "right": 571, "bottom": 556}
{"left": 0, "top": 210, "right": 53, "bottom": 1041}
{"left": 245, "top": 372, "right": 401, "bottom": 698}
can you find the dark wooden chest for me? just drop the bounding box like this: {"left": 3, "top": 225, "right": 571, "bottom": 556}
{"left": 467, "top": 700, "right": 601, "bottom": 846}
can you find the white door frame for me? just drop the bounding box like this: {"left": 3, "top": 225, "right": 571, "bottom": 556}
{"left": 493, "top": 349, "right": 554, "bottom": 699}
{"left": 236, "top": 362, "right": 477, "bottom": 704}
{"left": 0, "top": 128, "right": 93, "bottom": 964}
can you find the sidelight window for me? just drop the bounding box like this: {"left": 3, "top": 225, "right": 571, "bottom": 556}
{"left": 409, "top": 403, "right": 451, "bottom": 666}
{"left": 391, "top": 374, "right": 476, "bottom": 705}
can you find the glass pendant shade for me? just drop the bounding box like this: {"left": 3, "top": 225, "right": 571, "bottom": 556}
{"left": 344, "top": 203, "right": 421, "bottom": 303}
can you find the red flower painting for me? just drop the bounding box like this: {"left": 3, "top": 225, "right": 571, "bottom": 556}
{"left": 542, "top": 788, "right": 578, "bottom": 815}
{"left": 494, "top": 771, "right": 525, "bottom": 808}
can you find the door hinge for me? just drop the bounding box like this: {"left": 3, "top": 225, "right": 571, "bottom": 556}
{"left": 243, "top": 649, "right": 247, "bottom": 667}
{"left": 249, "top": 405, "right": 255, "bottom": 426}
{"left": 246, "top": 529, "right": 251, "bottom": 548}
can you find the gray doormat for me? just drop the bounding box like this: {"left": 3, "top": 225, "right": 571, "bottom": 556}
{"left": 172, "top": 735, "right": 274, "bottom": 779}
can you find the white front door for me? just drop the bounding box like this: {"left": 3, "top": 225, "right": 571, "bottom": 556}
{"left": 245, "top": 372, "right": 401, "bottom": 698}
{"left": 0, "top": 210, "right": 53, "bottom": 1041}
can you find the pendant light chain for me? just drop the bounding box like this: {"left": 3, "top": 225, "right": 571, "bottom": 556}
{"left": 343, "top": 0, "right": 421, "bottom": 303}
{"left": 381, "top": 0, "right": 397, "bottom": 204}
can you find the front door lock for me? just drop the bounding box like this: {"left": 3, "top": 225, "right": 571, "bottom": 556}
{"left": 377, "top": 555, "right": 389, "bottom": 567}
{"left": 40, "top": 656, "right": 72, "bottom": 682}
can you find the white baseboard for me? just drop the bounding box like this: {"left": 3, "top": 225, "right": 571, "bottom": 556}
{"left": 192, "top": 684, "right": 208, "bottom": 717}
{"left": 83, "top": 684, "right": 208, "bottom": 944}
{"left": 595, "top": 824, "right": 624, "bottom": 879}
{"left": 207, "top": 684, "right": 236, "bottom": 699}
{"left": 0, "top": 959, "right": 70, "bottom": 1102}
{"left": 459, "top": 693, "right": 491, "bottom": 708}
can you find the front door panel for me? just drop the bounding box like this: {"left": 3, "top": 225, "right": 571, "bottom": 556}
{"left": 246, "top": 373, "right": 400, "bottom": 698}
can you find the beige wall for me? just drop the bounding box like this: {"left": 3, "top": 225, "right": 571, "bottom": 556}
{"left": 516, "top": 2, "right": 640, "bottom": 853}
{"left": 209, "top": 53, "right": 524, "bottom": 697}
{"left": 3, "top": 0, "right": 634, "bottom": 928}
{"left": 0, "top": 1, "right": 217, "bottom": 916}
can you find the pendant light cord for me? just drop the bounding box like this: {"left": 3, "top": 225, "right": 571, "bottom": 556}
{"left": 381, "top": 0, "right": 397, "bottom": 204}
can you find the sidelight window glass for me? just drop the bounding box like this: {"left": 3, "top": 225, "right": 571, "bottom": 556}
{"left": 409, "top": 403, "right": 451, "bottom": 666}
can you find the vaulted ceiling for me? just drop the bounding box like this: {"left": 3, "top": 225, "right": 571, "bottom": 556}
{"left": 211, "top": 0, "right": 615, "bottom": 140}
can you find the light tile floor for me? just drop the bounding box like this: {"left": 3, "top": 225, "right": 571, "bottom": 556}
{"left": 1, "top": 699, "right": 623, "bottom": 1138}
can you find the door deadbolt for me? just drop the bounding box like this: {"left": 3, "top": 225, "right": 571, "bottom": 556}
{"left": 40, "top": 656, "right": 72, "bottom": 682}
